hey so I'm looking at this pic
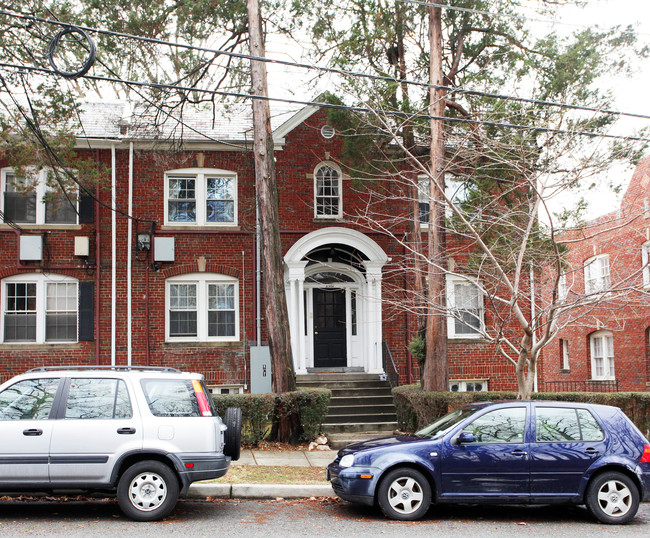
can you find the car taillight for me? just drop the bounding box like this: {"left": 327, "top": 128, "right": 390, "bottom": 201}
{"left": 192, "top": 380, "right": 213, "bottom": 417}
{"left": 641, "top": 444, "right": 650, "bottom": 463}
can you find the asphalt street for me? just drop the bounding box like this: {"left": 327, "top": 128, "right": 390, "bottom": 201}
{"left": 0, "top": 497, "right": 648, "bottom": 536}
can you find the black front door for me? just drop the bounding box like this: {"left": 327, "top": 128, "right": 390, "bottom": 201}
{"left": 313, "top": 288, "right": 346, "bottom": 368}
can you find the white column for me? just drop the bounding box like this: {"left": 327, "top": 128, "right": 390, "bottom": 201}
{"left": 286, "top": 261, "right": 308, "bottom": 374}
{"left": 363, "top": 262, "right": 384, "bottom": 374}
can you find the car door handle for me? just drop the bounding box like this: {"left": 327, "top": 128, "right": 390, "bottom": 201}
{"left": 23, "top": 428, "right": 43, "bottom": 436}
{"left": 511, "top": 449, "right": 527, "bottom": 456}
{"left": 585, "top": 447, "right": 599, "bottom": 456}
{"left": 117, "top": 427, "right": 136, "bottom": 435}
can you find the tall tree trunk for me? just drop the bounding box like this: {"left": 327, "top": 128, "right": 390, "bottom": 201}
{"left": 422, "top": 4, "right": 448, "bottom": 392}
{"left": 397, "top": 5, "right": 424, "bottom": 383}
{"left": 247, "top": 0, "right": 296, "bottom": 394}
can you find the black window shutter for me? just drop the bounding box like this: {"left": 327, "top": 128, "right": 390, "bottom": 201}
{"left": 78, "top": 193, "right": 94, "bottom": 223}
{"left": 78, "top": 281, "right": 94, "bottom": 341}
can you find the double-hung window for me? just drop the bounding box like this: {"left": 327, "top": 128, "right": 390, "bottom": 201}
{"left": 165, "top": 169, "right": 237, "bottom": 226}
{"left": 2, "top": 274, "right": 78, "bottom": 343}
{"left": 642, "top": 242, "right": 650, "bottom": 289}
{"left": 584, "top": 254, "right": 610, "bottom": 294}
{"left": 314, "top": 163, "right": 342, "bottom": 218}
{"left": 166, "top": 273, "right": 238, "bottom": 342}
{"left": 590, "top": 331, "right": 615, "bottom": 380}
{"left": 446, "top": 275, "right": 484, "bottom": 338}
{"left": 1, "top": 168, "right": 78, "bottom": 225}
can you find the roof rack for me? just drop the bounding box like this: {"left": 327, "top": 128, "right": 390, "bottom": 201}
{"left": 27, "top": 366, "right": 182, "bottom": 373}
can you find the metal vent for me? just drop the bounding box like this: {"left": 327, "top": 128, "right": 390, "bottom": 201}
{"left": 320, "top": 124, "right": 335, "bottom": 139}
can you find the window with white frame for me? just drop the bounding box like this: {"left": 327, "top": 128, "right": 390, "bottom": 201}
{"left": 166, "top": 273, "right": 239, "bottom": 341}
{"left": 590, "top": 331, "right": 615, "bottom": 380}
{"left": 2, "top": 274, "right": 78, "bottom": 343}
{"left": 642, "top": 242, "right": 650, "bottom": 288}
{"left": 584, "top": 254, "right": 610, "bottom": 295}
{"left": 560, "top": 338, "right": 570, "bottom": 370}
{"left": 1, "top": 168, "right": 78, "bottom": 225}
{"left": 165, "top": 169, "right": 237, "bottom": 226}
{"left": 418, "top": 176, "right": 466, "bottom": 225}
{"left": 314, "top": 163, "right": 342, "bottom": 218}
{"left": 447, "top": 275, "right": 484, "bottom": 338}
{"left": 449, "top": 380, "right": 488, "bottom": 392}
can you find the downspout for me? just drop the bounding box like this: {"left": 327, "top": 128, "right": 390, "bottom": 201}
{"left": 531, "top": 264, "right": 538, "bottom": 393}
{"left": 127, "top": 142, "right": 133, "bottom": 366}
{"left": 111, "top": 144, "right": 117, "bottom": 366}
{"left": 255, "top": 196, "right": 262, "bottom": 345}
{"left": 95, "top": 178, "right": 101, "bottom": 365}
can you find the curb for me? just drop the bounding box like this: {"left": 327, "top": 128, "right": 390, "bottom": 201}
{"left": 188, "top": 483, "right": 334, "bottom": 499}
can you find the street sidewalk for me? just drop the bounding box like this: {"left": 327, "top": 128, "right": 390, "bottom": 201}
{"left": 188, "top": 449, "right": 337, "bottom": 500}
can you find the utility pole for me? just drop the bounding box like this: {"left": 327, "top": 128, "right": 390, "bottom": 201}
{"left": 422, "top": 3, "right": 448, "bottom": 391}
{"left": 247, "top": 0, "right": 296, "bottom": 393}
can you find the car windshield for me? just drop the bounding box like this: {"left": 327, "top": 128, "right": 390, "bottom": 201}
{"left": 415, "top": 406, "right": 479, "bottom": 439}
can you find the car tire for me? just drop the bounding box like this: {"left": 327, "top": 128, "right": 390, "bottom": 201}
{"left": 223, "top": 407, "right": 242, "bottom": 461}
{"left": 585, "top": 471, "right": 640, "bottom": 524}
{"left": 117, "top": 460, "right": 179, "bottom": 522}
{"left": 377, "top": 467, "right": 432, "bottom": 521}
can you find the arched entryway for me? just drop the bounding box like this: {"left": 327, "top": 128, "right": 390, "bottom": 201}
{"left": 284, "top": 228, "right": 389, "bottom": 375}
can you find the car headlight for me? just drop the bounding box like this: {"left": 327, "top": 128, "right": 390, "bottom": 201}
{"left": 339, "top": 454, "right": 355, "bottom": 468}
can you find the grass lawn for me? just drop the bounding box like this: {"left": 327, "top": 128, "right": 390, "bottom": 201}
{"left": 209, "top": 465, "right": 328, "bottom": 485}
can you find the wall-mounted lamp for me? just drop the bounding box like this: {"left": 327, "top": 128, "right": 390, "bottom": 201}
{"left": 136, "top": 232, "right": 151, "bottom": 251}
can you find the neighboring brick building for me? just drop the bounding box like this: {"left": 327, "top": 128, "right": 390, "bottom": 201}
{"left": 541, "top": 157, "right": 650, "bottom": 392}
{"left": 0, "top": 101, "right": 522, "bottom": 392}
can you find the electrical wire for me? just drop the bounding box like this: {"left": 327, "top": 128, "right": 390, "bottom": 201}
{"left": 2, "top": 8, "right": 650, "bottom": 122}
{"left": 1, "top": 62, "right": 648, "bottom": 143}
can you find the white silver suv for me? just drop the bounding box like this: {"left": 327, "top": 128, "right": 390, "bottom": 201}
{"left": 0, "top": 366, "right": 241, "bottom": 521}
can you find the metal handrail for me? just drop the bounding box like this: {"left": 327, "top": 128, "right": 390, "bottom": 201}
{"left": 382, "top": 341, "right": 400, "bottom": 387}
{"left": 543, "top": 379, "right": 619, "bottom": 393}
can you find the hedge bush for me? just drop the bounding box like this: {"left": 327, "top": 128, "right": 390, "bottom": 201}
{"left": 212, "top": 388, "right": 331, "bottom": 445}
{"left": 393, "top": 385, "right": 650, "bottom": 436}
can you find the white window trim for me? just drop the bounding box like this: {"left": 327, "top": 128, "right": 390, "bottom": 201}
{"left": 561, "top": 338, "right": 570, "bottom": 370}
{"left": 313, "top": 162, "right": 342, "bottom": 219}
{"left": 449, "top": 379, "right": 488, "bottom": 392}
{"left": 1, "top": 167, "right": 78, "bottom": 225}
{"left": 446, "top": 274, "right": 484, "bottom": 339}
{"left": 1, "top": 273, "right": 79, "bottom": 344}
{"left": 584, "top": 254, "right": 610, "bottom": 295}
{"left": 589, "top": 330, "right": 615, "bottom": 380}
{"left": 164, "top": 168, "right": 238, "bottom": 226}
{"left": 165, "top": 273, "right": 240, "bottom": 342}
{"left": 642, "top": 242, "right": 650, "bottom": 289}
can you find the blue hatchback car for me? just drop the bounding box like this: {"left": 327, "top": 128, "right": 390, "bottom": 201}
{"left": 327, "top": 401, "right": 650, "bottom": 523}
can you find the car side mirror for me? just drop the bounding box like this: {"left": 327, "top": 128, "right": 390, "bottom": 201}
{"left": 456, "top": 431, "right": 475, "bottom": 444}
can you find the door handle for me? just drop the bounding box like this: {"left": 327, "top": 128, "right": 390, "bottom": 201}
{"left": 585, "top": 447, "right": 599, "bottom": 456}
{"left": 314, "top": 331, "right": 319, "bottom": 335}
{"left": 23, "top": 428, "right": 43, "bottom": 436}
{"left": 117, "top": 427, "right": 136, "bottom": 435}
{"left": 511, "top": 449, "right": 527, "bottom": 456}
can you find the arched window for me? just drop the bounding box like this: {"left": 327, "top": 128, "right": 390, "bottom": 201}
{"left": 166, "top": 273, "right": 239, "bottom": 341}
{"left": 1, "top": 274, "right": 79, "bottom": 343}
{"left": 314, "top": 162, "right": 342, "bottom": 219}
{"left": 589, "top": 331, "right": 615, "bottom": 380}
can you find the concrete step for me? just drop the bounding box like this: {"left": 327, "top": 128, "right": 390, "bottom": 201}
{"left": 328, "top": 432, "right": 394, "bottom": 450}
{"left": 297, "top": 372, "right": 381, "bottom": 383}
{"left": 323, "top": 422, "right": 398, "bottom": 434}
{"left": 327, "top": 404, "right": 396, "bottom": 416}
{"left": 330, "top": 395, "right": 393, "bottom": 407}
{"left": 329, "top": 387, "right": 392, "bottom": 397}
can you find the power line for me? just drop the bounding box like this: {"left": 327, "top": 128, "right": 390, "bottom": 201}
{"left": 2, "top": 8, "right": 650, "bottom": 122}
{"left": 2, "top": 62, "right": 648, "bottom": 143}
{"left": 399, "top": 0, "right": 650, "bottom": 36}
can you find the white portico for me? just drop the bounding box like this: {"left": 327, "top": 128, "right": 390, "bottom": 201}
{"left": 284, "top": 228, "right": 389, "bottom": 375}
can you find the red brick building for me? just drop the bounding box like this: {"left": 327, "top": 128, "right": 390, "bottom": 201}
{"left": 0, "top": 102, "right": 522, "bottom": 392}
{"left": 541, "top": 157, "right": 650, "bottom": 392}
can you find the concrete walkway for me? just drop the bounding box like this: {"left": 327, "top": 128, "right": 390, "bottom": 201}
{"left": 188, "top": 449, "right": 337, "bottom": 500}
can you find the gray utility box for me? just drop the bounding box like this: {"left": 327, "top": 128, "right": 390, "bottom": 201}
{"left": 250, "top": 346, "right": 272, "bottom": 394}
